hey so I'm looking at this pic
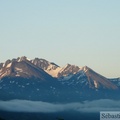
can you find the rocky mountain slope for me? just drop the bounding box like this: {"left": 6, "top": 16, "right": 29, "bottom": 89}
{"left": 0, "top": 56, "right": 119, "bottom": 102}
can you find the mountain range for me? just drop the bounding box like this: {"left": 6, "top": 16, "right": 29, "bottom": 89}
{"left": 0, "top": 56, "right": 120, "bottom": 102}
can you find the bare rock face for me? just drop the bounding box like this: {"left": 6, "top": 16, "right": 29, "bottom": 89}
{"left": 81, "top": 66, "right": 118, "bottom": 90}
{"left": 0, "top": 57, "right": 54, "bottom": 81}
{"left": 0, "top": 56, "right": 119, "bottom": 102}
{"left": 0, "top": 56, "right": 119, "bottom": 91}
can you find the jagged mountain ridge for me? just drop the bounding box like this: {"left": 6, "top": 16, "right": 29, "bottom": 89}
{"left": 31, "top": 57, "right": 61, "bottom": 77}
{"left": 0, "top": 56, "right": 81, "bottom": 79}
{"left": 0, "top": 56, "right": 120, "bottom": 102}
{"left": 0, "top": 57, "right": 54, "bottom": 81}
{"left": 60, "top": 66, "right": 118, "bottom": 90}
{"left": 0, "top": 56, "right": 119, "bottom": 90}
{"left": 82, "top": 66, "right": 118, "bottom": 89}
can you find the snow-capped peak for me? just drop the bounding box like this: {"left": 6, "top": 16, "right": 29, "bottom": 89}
{"left": 2, "top": 63, "right": 5, "bottom": 68}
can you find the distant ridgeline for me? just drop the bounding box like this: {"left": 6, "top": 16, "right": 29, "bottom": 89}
{"left": 0, "top": 56, "right": 120, "bottom": 102}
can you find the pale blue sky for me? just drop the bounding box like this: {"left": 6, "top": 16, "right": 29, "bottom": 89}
{"left": 0, "top": 0, "right": 120, "bottom": 78}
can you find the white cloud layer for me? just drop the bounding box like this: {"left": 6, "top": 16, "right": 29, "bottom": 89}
{"left": 0, "top": 99, "right": 120, "bottom": 113}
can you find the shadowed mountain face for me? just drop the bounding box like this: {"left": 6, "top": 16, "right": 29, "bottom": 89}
{"left": 81, "top": 66, "right": 118, "bottom": 90}
{"left": 0, "top": 56, "right": 119, "bottom": 102}
{"left": 59, "top": 66, "right": 118, "bottom": 90}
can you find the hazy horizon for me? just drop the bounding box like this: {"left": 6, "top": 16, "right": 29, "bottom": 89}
{"left": 0, "top": 0, "right": 120, "bottom": 78}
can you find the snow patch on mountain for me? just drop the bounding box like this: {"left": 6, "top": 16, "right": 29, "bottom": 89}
{"left": 16, "top": 74, "right": 20, "bottom": 77}
{"left": 0, "top": 71, "right": 8, "bottom": 78}
{"left": 2, "top": 63, "right": 5, "bottom": 67}
{"left": 6, "top": 63, "right": 12, "bottom": 68}
{"left": 45, "top": 67, "right": 61, "bottom": 77}
{"left": 15, "top": 67, "right": 23, "bottom": 72}
{"left": 94, "top": 81, "right": 98, "bottom": 88}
